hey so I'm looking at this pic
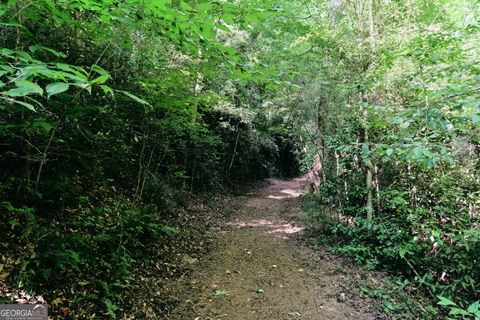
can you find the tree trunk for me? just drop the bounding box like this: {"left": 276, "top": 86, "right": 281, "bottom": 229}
{"left": 364, "top": 127, "right": 373, "bottom": 221}
{"left": 374, "top": 162, "right": 381, "bottom": 214}
{"left": 368, "top": 0, "right": 376, "bottom": 53}
{"left": 134, "top": 133, "right": 147, "bottom": 199}
{"left": 228, "top": 128, "right": 241, "bottom": 176}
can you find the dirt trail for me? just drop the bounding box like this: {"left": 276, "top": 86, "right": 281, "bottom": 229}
{"left": 169, "top": 177, "right": 379, "bottom": 320}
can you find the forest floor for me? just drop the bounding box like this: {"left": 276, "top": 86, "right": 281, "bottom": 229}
{"left": 164, "top": 177, "right": 384, "bottom": 320}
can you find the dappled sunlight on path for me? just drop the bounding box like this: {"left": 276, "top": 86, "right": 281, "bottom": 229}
{"left": 227, "top": 176, "right": 308, "bottom": 238}
{"left": 227, "top": 219, "right": 304, "bottom": 239}
{"left": 266, "top": 184, "right": 303, "bottom": 199}
{"left": 264, "top": 177, "right": 308, "bottom": 199}
{"left": 169, "top": 177, "right": 379, "bottom": 320}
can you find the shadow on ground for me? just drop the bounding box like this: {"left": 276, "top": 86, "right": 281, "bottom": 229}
{"left": 167, "top": 177, "right": 382, "bottom": 320}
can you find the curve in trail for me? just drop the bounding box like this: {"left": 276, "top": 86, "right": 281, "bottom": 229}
{"left": 171, "top": 177, "right": 379, "bottom": 320}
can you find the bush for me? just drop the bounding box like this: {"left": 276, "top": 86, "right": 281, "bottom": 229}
{"left": 1, "top": 199, "right": 177, "bottom": 317}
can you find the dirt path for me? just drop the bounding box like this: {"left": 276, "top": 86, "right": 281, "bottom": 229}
{"left": 169, "top": 177, "right": 380, "bottom": 319}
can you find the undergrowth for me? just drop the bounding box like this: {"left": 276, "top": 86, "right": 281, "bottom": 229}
{"left": 302, "top": 187, "right": 480, "bottom": 320}
{"left": 0, "top": 197, "right": 184, "bottom": 318}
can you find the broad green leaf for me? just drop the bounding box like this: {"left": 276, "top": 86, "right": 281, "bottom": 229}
{"left": 91, "top": 64, "right": 110, "bottom": 76}
{"left": 117, "top": 90, "right": 152, "bottom": 107}
{"left": 468, "top": 301, "right": 479, "bottom": 313}
{"left": 56, "top": 63, "right": 77, "bottom": 73}
{"left": 437, "top": 296, "right": 457, "bottom": 307}
{"left": 101, "top": 85, "right": 114, "bottom": 97}
{"left": 472, "top": 113, "right": 480, "bottom": 124}
{"left": 7, "top": 80, "right": 43, "bottom": 97}
{"left": 198, "top": 2, "right": 212, "bottom": 13}
{"left": 179, "top": 1, "right": 193, "bottom": 11}
{"left": 71, "top": 82, "right": 92, "bottom": 93}
{"left": 449, "top": 308, "right": 469, "bottom": 316}
{"left": 1, "top": 65, "right": 13, "bottom": 73}
{"left": 56, "top": 63, "right": 88, "bottom": 81}
{"left": 29, "top": 45, "right": 67, "bottom": 58}
{"left": 33, "top": 119, "right": 53, "bottom": 132}
{"left": 0, "top": 48, "right": 15, "bottom": 57}
{"left": 91, "top": 74, "right": 110, "bottom": 85}
{"left": 411, "top": 146, "right": 423, "bottom": 159}
{"left": 0, "top": 22, "right": 27, "bottom": 30}
{"left": 12, "top": 99, "right": 36, "bottom": 112}
{"left": 46, "top": 82, "right": 69, "bottom": 98}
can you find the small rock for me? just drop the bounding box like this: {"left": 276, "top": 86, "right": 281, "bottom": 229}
{"left": 337, "top": 292, "right": 346, "bottom": 302}
{"left": 288, "top": 312, "right": 301, "bottom": 317}
{"left": 182, "top": 255, "right": 198, "bottom": 265}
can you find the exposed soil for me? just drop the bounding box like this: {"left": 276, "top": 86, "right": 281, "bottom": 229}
{"left": 166, "top": 177, "right": 382, "bottom": 320}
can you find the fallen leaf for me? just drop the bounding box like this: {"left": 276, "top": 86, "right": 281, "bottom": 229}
{"left": 51, "top": 297, "right": 64, "bottom": 305}
{"left": 0, "top": 272, "right": 10, "bottom": 280}
{"left": 60, "top": 307, "right": 70, "bottom": 316}
{"left": 214, "top": 289, "right": 227, "bottom": 296}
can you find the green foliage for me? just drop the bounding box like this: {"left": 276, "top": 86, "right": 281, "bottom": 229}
{"left": 1, "top": 199, "right": 178, "bottom": 317}
{"left": 295, "top": 0, "right": 480, "bottom": 317}
{"left": 438, "top": 296, "right": 480, "bottom": 320}
{"left": 313, "top": 167, "right": 480, "bottom": 307}
{"left": 1, "top": 0, "right": 478, "bottom": 317}
{"left": 0, "top": 0, "right": 298, "bottom": 317}
{"left": 360, "top": 277, "right": 436, "bottom": 319}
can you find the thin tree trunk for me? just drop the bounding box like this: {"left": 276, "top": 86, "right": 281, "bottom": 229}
{"left": 134, "top": 133, "right": 147, "bottom": 199}
{"left": 154, "top": 146, "right": 169, "bottom": 176}
{"left": 366, "top": 166, "right": 373, "bottom": 220}
{"left": 139, "top": 147, "right": 155, "bottom": 199}
{"left": 190, "top": 156, "right": 197, "bottom": 192}
{"left": 374, "top": 162, "right": 381, "bottom": 214}
{"left": 183, "top": 146, "right": 188, "bottom": 191}
{"left": 14, "top": 2, "right": 24, "bottom": 50}
{"left": 335, "top": 150, "right": 342, "bottom": 222}
{"left": 364, "top": 127, "right": 373, "bottom": 221}
{"left": 228, "top": 128, "right": 240, "bottom": 176}
{"left": 368, "top": 0, "right": 376, "bottom": 53}
{"left": 73, "top": 12, "right": 84, "bottom": 60}
{"left": 34, "top": 126, "right": 57, "bottom": 194}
